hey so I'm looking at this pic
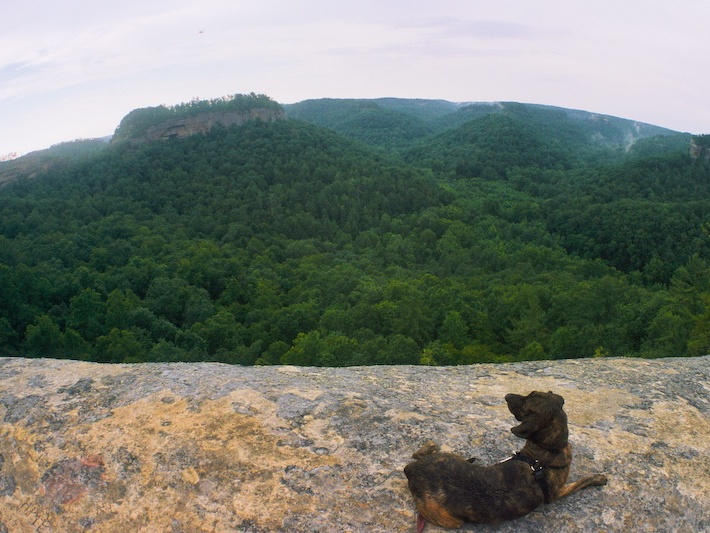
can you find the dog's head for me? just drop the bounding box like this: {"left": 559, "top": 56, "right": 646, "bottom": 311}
{"left": 505, "top": 391, "right": 568, "bottom": 449}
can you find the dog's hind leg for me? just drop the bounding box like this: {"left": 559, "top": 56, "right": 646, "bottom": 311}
{"left": 556, "top": 474, "right": 608, "bottom": 500}
{"left": 413, "top": 493, "right": 464, "bottom": 532}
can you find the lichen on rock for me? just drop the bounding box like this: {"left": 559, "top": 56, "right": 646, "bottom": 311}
{"left": 0, "top": 356, "right": 708, "bottom": 532}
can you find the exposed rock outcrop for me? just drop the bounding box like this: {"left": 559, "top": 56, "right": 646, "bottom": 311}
{"left": 141, "top": 108, "right": 285, "bottom": 142}
{"left": 0, "top": 356, "right": 708, "bottom": 532}
{"left": 110, "top": 95, "right": 286, "bottom": 145}
{"left": 690, "top": 136, "right": 710, "bottom": 162}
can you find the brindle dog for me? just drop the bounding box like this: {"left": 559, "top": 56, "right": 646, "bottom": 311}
{"left": 404, "top": 391, "right": 607, "bottom": 531}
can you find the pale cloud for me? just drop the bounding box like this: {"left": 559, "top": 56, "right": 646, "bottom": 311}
{"left": 406, "top": 18, "right": 544, "bottom": 41}
{"left": 1, "top": 0, "right": 709, "bottom": 155}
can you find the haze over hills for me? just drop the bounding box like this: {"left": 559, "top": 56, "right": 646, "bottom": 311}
{"left": 1, "top": 93, "right": 709, "bottom": 365}
{"left": 285, "top": 98, "right": 677, "bottom": 154}
{"left": 1, "top": 96, "right": 682, "bottom": 172}
{"left": 0, "top": 95, "right": 687, "bottom": 187}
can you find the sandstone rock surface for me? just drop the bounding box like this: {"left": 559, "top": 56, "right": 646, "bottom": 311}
{"left": 113, "top": 107, "right": 286, "bottom": 145}
{"left": 143, "top": 108, "right": 284, "bottom": 142}
{"left": 690, "top": 137, "right": 710, "bottom": 162}
{"left": 0, "top": 356, "right": 708, "bottom": 532}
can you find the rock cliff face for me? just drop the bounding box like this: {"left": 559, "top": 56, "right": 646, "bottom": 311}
{"left": 690, "top": 137, "right": 710, "bottom": 162}
{"left": 139, "top": 108, "right": 285, "bottom": 142}
{"left": 0, "top": 356, "right": 708, "bottom": 532}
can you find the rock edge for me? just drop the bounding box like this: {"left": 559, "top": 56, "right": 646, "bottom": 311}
{"left": 0, "top": 356, "right": 708, "bottom": 532}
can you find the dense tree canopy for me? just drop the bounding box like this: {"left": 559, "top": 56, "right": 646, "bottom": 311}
{"left": 1, "top": 97, "right": 709, "bottom": 365}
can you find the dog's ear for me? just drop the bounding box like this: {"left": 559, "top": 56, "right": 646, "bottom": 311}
{"left": 548, "top": 391, "right": 564, "bottom": 408}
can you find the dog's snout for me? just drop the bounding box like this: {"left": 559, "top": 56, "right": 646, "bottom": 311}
{"left": 505, "top": 393, "right": 526, "bottom": 421}
{"left": 505, "top": 393, "right": 523, "bottom": 405}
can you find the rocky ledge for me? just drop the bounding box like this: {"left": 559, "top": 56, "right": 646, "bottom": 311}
{"left": 141, "top": 108, "right": 285, "bottom": 142}
{"left": 0, "top": 356, "right": 708, "bottom": 532}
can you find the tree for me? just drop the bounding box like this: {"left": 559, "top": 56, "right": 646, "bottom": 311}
{"left": 145, "top": 277, "right": 189, "bottom": 324}
{"left": 106, "top": 289, "right": 142, "bottom": 330}
{"left": 458, "top": 343, "right": 498, "bottom": 364}
{"left": 24, "top": 316, "right": 63, "bottom": 358}
{"left": 322, "top": 334, "right": 360, "bottom": 366}
{"left": 61, "top": 328, "right": 91, "bottom": 359}
{"left": 438, "top": 311, "right": 469, "bottom": 348}
{"left": 519, "top": 341, "right": 546, "bottom": 360}
{"left": 257, "top": 340, "right": 290, "bottom": 365}
{"left": 687, "top": 294, "right": 710, "bottom": 357}
{"left": 95, "top": 328, "right": 146, "bottom": 363}
{"left": 191, "top": 309, "right": 244, "bottom": 355}
{"left": 421, "top": 340, "right": 458, "bottom": 366}
{"left": 67, "top": 288, "right": 106, "bottom": 341}
{"left": 281, "top": 331, "right": 325, "bottom": 366}
{"left": 506, "top": 293, "right": 548, "bottom": 353}
{"left": 373, "top": 334, "right": 420, "bottom": 365}
{"left": 548, "top": 325, "right": 613, "bottom": 359}
{"left": 671, "top": 255, "right": 710, "bottom": 315}
{"left": 144, "top": 340, "right": 190, "bottom": 363}
{"left": 182, "top": 287, "right": 215, "bottom": 327}
{"left": 0, "top": 318, "right": 19, "bottom": 353}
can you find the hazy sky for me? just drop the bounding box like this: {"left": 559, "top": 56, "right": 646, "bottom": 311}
{"left": 2, "top": 0, "right": 709, "bottom": 156}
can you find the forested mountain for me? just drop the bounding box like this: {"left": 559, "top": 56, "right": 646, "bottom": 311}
{"left": 1, "top": 94, "right": 709, "bottom": 365}
{"left": 284, "top": 98, "right": 446, "bottom": 152}
{"left": 285, "top": 99, "right": 675, "bottom": 154}
{"left": 0, "top": 138, "right": 110, "bottom": 186}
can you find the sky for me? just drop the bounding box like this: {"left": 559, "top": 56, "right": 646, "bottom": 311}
{"left": 2, "top": 0, "right": 709, "bottom": 157}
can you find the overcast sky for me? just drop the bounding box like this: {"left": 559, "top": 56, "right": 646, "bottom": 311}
{"left": 2, "top": 0, "right": 709, "bottom": 156}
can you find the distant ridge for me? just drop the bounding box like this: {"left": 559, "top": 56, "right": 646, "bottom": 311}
{"left": 0, "top": 138, "right": 110, "bottom": 186}
{"left": 2, "top": 95, "right": 684, "bottom": 178}
{"left": 285, "top": 98, "right": 678, "bottom": 153}
{"left": 1, "top": 152, "right": 20, "bottom": 162}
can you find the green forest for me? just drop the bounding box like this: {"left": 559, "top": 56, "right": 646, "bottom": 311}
{"left": 1, "top": 94, "right": 709, "bottom": 365}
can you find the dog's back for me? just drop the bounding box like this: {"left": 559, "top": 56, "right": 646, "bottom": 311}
{"left": 404, "top": 450, "right": 544, "bottom": 526}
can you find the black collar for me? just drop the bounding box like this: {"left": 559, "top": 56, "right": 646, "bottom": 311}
{"left": 510, "top": 452, "right": 569, "bottom": 504}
